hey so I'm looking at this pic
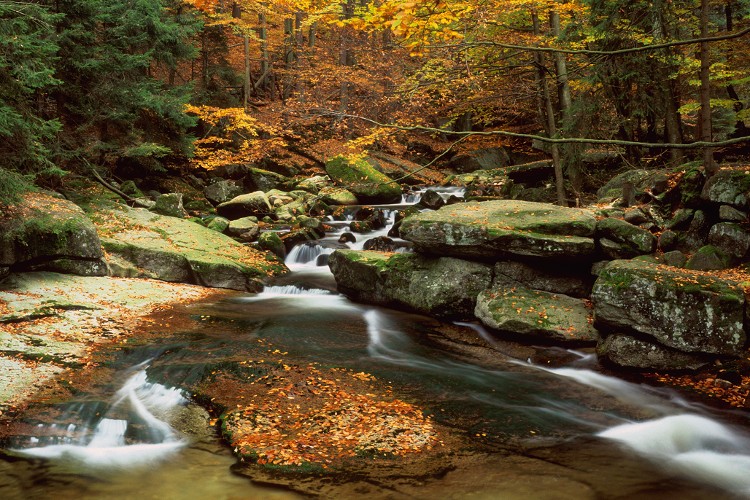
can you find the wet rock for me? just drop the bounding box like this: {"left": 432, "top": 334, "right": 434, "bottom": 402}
{"left": 325, "top": 156, "right": 402, "bottom": 204}
{"left": 0, "top": 193, "right": 106, "bottom": 276}
{"left": 329, "top": 250, "right": 492, "bottom": 320}
{"left": 349, "top": 220, "right": 373, "bottom": 233}
{"left": 399, "top": 200, "right": 596, "bottom": 261}
{"left": 596, "top": 217, "right": 655, "bottom": 259}
{"left": 592, "top": 259, "right": 745, "bottom": 356}
{"left": 475, "top": 287, "right": 598, "bottom": 344}
{"left": 204, "top": 180, "right": 243, "bottom": 205}
{"left": 416, "top": 189, "right": 446, "bottom": 210}
{"left": 297, "top": 216, "right": 326, "bottom": 239}
{"left": 666, "top": 208, "right": 695, "bottom": 231}
{"left": 152, "top": 193, "right": 188, "bottom": 218}
{"left": 338, "top": 232, "right": 356, "bottom": 244}
{"left": 363, "top": 236, "right": 399, "bottom": 252}
{"left": 217, "top": 191, "right": 273, "bottom": 220}
{"left": 597, "top": 333, "right": 710, "bottom": 371}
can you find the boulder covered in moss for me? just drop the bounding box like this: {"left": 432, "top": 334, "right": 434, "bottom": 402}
{"left": 325, "top": 156, "right": 402, "bottom": 204}
{"left": 475, "top": 286, "right": 598, "bottom": 344}
{"left": 592, "top": 259, "right": 745, "bottom": 357}
{"left": 399, "top": 200, "right": 597, "bottom": 261}
{"left": 328, "top": 249, "right": 492, "bottom": 320}
{"left": 94, "top": 205, "right": 287, "bottom": 291}
{"left": 701, "top": 168, "right": 750, "bottom": 208}
{"left": 0, "top": 193, "right": 106, "bottom": 276}
{"left": 596, "top": 217, "right": 656, "bottom": 259}
{"left": 217, "top": 191, "right": 273, "bottom": 220}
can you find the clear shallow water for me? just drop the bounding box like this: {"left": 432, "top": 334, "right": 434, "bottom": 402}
{"left": 3, "top": 191, "right": 750, "bottom": 498}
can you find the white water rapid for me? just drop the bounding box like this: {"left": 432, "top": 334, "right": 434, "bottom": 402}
{"left": 14, "top": 364, "right": 187, "bottom": 468}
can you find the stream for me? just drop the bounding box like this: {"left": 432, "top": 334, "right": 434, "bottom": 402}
{"left": 2, "top": 187, "right": 750, "bottom": 498}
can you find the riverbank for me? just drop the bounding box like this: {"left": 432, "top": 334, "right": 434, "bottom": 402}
{"left": 0, "top": 272, "right": 225, "bottom": 416}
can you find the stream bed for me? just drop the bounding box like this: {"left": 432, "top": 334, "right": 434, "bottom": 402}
{"left": 2, "top": 189, "right": 750, "bottom": 498}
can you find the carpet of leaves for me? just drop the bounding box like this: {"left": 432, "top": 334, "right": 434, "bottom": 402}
{"left": 645, "top": 369, "right": 750, "bottom": 408}
{"left": 205, "top": 356, "right": 439, "bottom": 468}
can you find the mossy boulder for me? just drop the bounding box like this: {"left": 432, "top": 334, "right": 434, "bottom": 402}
{"left": 318, "top": 186, "right": 358, "bottom": 206}
{"left": 246, "top": 167, "right": 291, "bottom": 192}
{"left": 217, "top": 191, "right": 273, "bottom": 220}
{"left": 295, "top": 175, "right": 331, "bottom": 194}
{"left": 399, "top": 200, "right": 597, "bottom": 261}
{"left": 596, "top": 217, "right": 656, "bottom": 259}
{"left": 685, "top": 245, "right": 732, "bottom": 271}
{"left": 475, "top": 286, "right": 598, "bottom": 344}
{"left": 94, "top": 205, "right": 287, "bottom": 291}
{"left": 325, "top": 156, "right": 402, "bottom": 204}
{"left": 701, "top": 168, "right": 750, "bottom": 208}
{"left": 207, "top": 216, "right": 230, "bottom": 233}
{"left": 204, "top": 180, "right": 244, "bottom": 205}
{"left": 707, "top": 222, "right": 750, "bottom": 259}
{"left": 592, "top": 259, "right": 745, "bottom": 356}
{"left": 258, "top": 231, "right": 286, "bottom": 260}
{"left": 328, "top": 249, "right": 493, "bottom": 320}
{"left": 0, "top": 193, "right": 106, "bottom": 276}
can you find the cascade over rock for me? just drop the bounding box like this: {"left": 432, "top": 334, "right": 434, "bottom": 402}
{"left": 592, "top": 259, "right": 746, "bottom": 356}
{"left": 399, "top": 200, "right": 597, "bottom": 261}
{"left": 328, "top": 249, "right": 493, "bottom": 320}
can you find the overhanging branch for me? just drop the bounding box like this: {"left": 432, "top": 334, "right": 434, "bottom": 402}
{"left": 314, "top": 110, "right": 750, "bottom": 150}
{"left": 429, "top": 26, "right": 750, "bottom": 56}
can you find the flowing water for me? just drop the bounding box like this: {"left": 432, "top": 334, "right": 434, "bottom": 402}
{"left": 2, "top": 187, "right": 750, "bottom": 498}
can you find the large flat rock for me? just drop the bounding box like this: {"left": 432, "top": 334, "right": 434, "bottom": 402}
{"left": 399, "top": 200, "right": 596, "bottom": 261}
{"left": 94, "top": 206, "right": 287, "bottom": 291}
{"left": 592, "top": 260, "right": 746, "bottom": 356}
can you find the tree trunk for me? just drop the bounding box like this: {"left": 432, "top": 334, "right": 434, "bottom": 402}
{"left": 258, "top": 5, "right": 269, "bottom": 95}
{"left": 533, "top": 12, "right": 566, "bottom": 206}
{"left": 339, "top": 0, "right": 355, "bottom": 114}
{"left": 700, "top": 0, "right": 716, "bottom": 174}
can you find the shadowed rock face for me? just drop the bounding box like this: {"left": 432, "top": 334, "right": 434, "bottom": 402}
{"left": 328, "top": 249, "right": 493, "bottom": 320}
{"left": 592, "top": 259, "right": 746, "bottom": 357}
{"left": 399, "top": 200, "right": 597, "bottom": 261}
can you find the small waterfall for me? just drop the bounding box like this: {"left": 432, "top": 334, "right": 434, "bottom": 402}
{"left": 599, "top": 415, "right": 750, "bottom": 495}
{"left": 285, "top": 243, "right": 336, "bottom": 269}
{"left": 259, "top": 285, "right": 332, "bottom": 296}
{"left": 14, "top": 366, "right": 187, "bottom": 468}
